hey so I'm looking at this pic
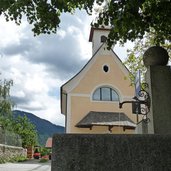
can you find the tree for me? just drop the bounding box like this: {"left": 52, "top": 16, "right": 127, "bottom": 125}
{"left": 124, "top": 30, "right": 171, "bottom": 84}
{"left": 97, "top": 0, "right": 171, "bottom": 47}
{"left": 0, "top": 79, "right": 13, "bottom": 129}
{"left": 0, "top": 0, "right": 170, "bottom": 46}
{"left": 0, "top": 77, "right": 37, "bottom": 147}
{"left": 12, "top": 114, "right": 38, "bottom": 147}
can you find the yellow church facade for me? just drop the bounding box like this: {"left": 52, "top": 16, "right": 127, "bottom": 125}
{"left": 61, "top": 27, "right": 137, "bottom": 134}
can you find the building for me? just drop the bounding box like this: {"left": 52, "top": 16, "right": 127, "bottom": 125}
{"left": 61, "top": 27, "right": 137, "bottom": 134}
{"left": 45, "top": 137, "right": 52, "bottom": 148}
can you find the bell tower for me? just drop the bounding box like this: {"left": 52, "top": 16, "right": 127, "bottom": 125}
{"left": 89, "top": 27, "right": 111, "bottom": 55}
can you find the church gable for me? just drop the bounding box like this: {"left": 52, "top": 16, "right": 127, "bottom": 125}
{"left": 63, "top": 42, "right": 132, "bottom": 97}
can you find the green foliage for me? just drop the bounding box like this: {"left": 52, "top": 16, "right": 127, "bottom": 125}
{"left": 0, "top": 0, "right": 94, "bottom": 35}
{"left": 8, "top": 155, "right": 27, "bottom": 163}
{"left": 12, "top": 114, "right": 38, "bottom": 147}
{"left": 124, "top": 30, "right": 171, "bottom": 83}
{"left": 39, "top": 158, "right": 49, "bottom": 163}
{"left": 96, "top": 0, "right": 171, "bottom": 47}
{"left": 14, "top": 155, "right": 27, "bottom": 162}
{"left": 0, "top": 79, "right": 13, "bottom": 129}
{"left": 0, "top": 78, "right": 38, "bottom": 148}
{"left": 0, "top": 157, "right": 6, "bottom": 164}
{"left": 13, "top": 110, "right": 64, "bottom": 146}
{"left": 0, "top": 155, "right": 27, "bottom": 164}
{"left": 40, "top": 147, "right": 51, "bottom": 156}
{"left": 0, "top": 0, "right": 170, "bottom": 46}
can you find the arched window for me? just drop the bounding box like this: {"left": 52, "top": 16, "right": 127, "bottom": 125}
{"left": 92, "top": 87, "right": 119, "bottom": 101}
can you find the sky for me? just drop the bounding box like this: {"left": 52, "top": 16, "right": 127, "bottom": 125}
{"left": 0, "top": 10, "right": 132, "bottom": 127}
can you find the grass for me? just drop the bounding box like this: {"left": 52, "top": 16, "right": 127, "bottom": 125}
{"left": 39, "top": 158, "right": 49, "bottom": 163}
{"left": 0, "top": 155, "right": 27, "bottom": 164}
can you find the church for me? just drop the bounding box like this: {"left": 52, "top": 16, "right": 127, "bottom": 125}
{"left": 61, "top": 27, "right": 137, "bottom": 133}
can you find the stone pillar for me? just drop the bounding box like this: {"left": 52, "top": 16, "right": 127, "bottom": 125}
{"left": 143, "top": 46, "right": 171, "bottom": 134}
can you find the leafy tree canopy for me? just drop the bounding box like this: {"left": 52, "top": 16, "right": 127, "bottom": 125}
{"left": 0, "top": 0, "right": 170, "bottom": 46}
{"left": 124, "top": 29, "right": 171, "bottom": 84}
{"left": 0, "top": 79, "right": 13, "bottom": 128}
{"left": 0, "top": 78, "right": 38, "bottom": 147}
{"left": 12, "top": 115, "right": 38, "bottom": 147}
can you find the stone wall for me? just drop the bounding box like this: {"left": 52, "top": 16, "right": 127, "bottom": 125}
{"left": 52, "top": 134, "right": 171, "bottom": 171}
{"left": 0, "top": 144, "right": 27, "bottom": 161}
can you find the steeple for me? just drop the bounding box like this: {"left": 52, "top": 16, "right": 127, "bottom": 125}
{"left": 89, "top": 27, "right": 111, "bottom": 55}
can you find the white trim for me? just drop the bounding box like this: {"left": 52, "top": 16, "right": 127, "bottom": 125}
{"left": 109, "top": 49, "right": 130, "bottom": 77}
{"left": 70, "top": 93, "right": 90, "bottom": 97}
{"left": 92, "top": 121, "right": 136, "bottom": 127}
{"left": 102, "top": 63, "right": 110, "bottom": 73}
{"left": 62, "top": 43, "right": 130, "bottom": 94}
{"left": 63, "top": 54, "right": 97, "bottom": 93}
{"left": 66, "top": 94, "right": 71, "bottom": 133}
{"left": 97, "top": 43, "right": 130, "bottom": 77}
{"left": 91, "top": 100, "right": 119, "bottom": 104}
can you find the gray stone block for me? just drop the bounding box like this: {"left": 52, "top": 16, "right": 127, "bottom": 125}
{"left": 52, "top": 134, "right": 171, "bottom": 171}
{"left": 146, "top": 66, "right": 171, "bottom": 134}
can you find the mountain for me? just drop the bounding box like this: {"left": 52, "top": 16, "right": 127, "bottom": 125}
{"left": 12, "top": 110, "right": 65, "bottom": 146}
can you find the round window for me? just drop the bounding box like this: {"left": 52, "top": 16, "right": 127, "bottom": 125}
{"left": 103, "top": 65, "right": 109, "bottom": 72}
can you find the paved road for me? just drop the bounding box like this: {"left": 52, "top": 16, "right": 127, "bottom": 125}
{"left": 0, "top": 159, "right": 51, "bottom": 171}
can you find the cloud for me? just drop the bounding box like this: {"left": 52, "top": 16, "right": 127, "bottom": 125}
{"left": 2, "top": 39, "right": 32, "bottom": 56}
{"left": 27, "top": 31, "right": 88, "bottom": 80}
{"left": 0, "top": 10, "right": 93, "bottom": 126}
{"left": 0, "top": 9, "right": 130, "bottom": 127}
{"left": 1, "top": 10, "right": 92, "bottom": 81}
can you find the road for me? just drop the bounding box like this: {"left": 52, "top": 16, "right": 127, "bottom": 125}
{"left": 0, "top": 159, "right": 51, "bottom": 171}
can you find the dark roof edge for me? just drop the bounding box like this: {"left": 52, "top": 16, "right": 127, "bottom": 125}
{"left": 60, "top": 43, "right": 105, "bottom": 113}
{"left": 60, "top": 44, "right": 133, "bottom": 113}
{"left": 61, "top": 43, "right": 105, "bottom": 91}
{"left": 61, "top": 43, "right": 133, "bottom": 93}
{"left": 111, "top": 48, "right": 133, "bottom": 76}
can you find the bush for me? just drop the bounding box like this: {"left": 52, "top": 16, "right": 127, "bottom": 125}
{"left": 0, "top": 155, "right": 27, "bottom": 163}
{"left": 16, "top": 156, "right": 28, "bottom": 162}
{"left": 40, "top": 147, "right": 51, "bottom": 157}
{"left": 39, "top": 158, "right": 48, "bottom": 163}
{"left": 0, "top": 157, "right": 6, "bottom": 164}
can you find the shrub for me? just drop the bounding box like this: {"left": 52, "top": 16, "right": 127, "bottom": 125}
{"left": 0, "top": 155, "right": 27, "bottom": 163}
{"left": 0, "top": 157, "right": 6, "bottom": 164}
{"left": 39, "top": 158, "right": 48, "bottom": 163}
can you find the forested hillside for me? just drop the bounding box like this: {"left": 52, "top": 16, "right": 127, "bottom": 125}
{"left": 13, "top": 110, "right": 65, "bottom": 146}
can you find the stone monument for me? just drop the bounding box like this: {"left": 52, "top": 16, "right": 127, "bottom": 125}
{"left": 143, "top": 46, "right": 171, "bottom": 134}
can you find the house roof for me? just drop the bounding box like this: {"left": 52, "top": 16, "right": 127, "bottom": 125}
{"left": 45, "top": 137, "right": 52, "bottom": 148}
{"left": 76, "top": 111, "right": 136, "bottom": 129}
